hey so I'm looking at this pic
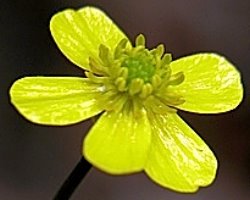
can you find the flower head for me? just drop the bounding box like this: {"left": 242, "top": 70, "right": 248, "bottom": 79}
{"left": 9, "top": 7, "right": 243, "bottom": 192}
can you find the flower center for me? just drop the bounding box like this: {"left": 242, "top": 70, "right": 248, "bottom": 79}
{"left": 86, "top": 34, "right": 185, "bottom": 114}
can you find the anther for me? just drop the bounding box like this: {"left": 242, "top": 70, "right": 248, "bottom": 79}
{"left": 89, "top": 57, "right": 107, "bottom": 75}
{"left": 135, "top": 34, "right": 146, "bottom": 47}
{"left": 129, "top": 78, "right": 144, "bottom": 96}
{"left": 99, "top": 44, "right": 111, "bottom": 65}
{"left": 139, "top": 83, "right": 153, "bottom": 99}
{"left": 158, "top": 95, "right": 185, "bottom": 106}
{"left": 85, "top": 71, "right": 108, "bottom": 84}
{"left": 104, "top": 94, "right": 128, "bottom": 112}
{"left": 115, "top": 77, "right": 127, "bottom": 92}
{"left": 151, "top": 74, "right": 162, "bottom": 88}
{"left": 168, "top": 72, "right": 185, "bottom": 85}
{"left": 156, "top": 44, "right": 165, "bottom": 57}
{"left": 114, "top": 38, "right": 129, "bottom": 59}
{"left": 117, "top": 67, "right": 128, "bottom": 79}
{"left": 161, "top": 54, "right": 172, "bottom": 68}
{"left": 145, "top": 96, "right": 177, "bottom": 113}
{"left": 151, "top": 44, "right": 164, "bottom": 58}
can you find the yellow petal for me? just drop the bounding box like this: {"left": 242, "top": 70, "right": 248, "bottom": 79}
{"left": 50, "top": 7, "right": 130, "bottom": 70}
{"left": 83, "top": 109, "right": 151, "bottom": 174}
{"left": 10, "top": 77, "right": 103, "bottom": 125}
{"left": 169, "top": 53, "right": 243, "bottom": 113}
{"left": 145, "top": 113, "right": 217, "bottom": 192}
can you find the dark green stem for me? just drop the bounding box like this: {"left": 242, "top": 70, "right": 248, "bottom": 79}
{"left": 53, "top": 157, "right": 92, "bottom": 200}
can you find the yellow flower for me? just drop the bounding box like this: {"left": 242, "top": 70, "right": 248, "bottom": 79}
{"left": 9, "top": 7, "right": 243, "bottom": 192}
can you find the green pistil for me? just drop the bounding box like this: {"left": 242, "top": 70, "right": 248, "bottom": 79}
{"left": 122, "top": 56, "right": 155, "bottom": 83}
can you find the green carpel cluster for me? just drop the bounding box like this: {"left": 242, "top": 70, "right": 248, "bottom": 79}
{"left": 122, "top": 56, "right": 155, "bottom": 83}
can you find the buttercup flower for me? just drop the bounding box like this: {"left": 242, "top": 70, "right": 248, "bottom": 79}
{"left": 10, "top": 7, "right": 243, "bottom": 192}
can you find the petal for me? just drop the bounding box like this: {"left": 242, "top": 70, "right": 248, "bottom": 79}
{"left": 50, "top": 7, "right": 130, "bottom": 70}
{"left": 83, "top": 109, "right": 151, "bottom": 174}
{"left": 169, "top": 53, "right": 243, "bottom": 113}
{"left": 145, "top": 113, "right": 217, "bottom": 192}
{"left": 10, "top": 77, "right": 103, "bottom": 125}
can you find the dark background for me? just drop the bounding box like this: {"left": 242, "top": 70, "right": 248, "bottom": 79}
{"left": 0, "top": 0, "right": 249, "bottom": 199}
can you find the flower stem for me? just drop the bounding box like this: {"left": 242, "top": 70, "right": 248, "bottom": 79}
{"left": 53, "top": 157, "right": 92, "bottom": 200}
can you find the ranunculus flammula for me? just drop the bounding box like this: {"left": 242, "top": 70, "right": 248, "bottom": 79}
{"left": 9, "top": 7, "right": 243, "bottom": 192}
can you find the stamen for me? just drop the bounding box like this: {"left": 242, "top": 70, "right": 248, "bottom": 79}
{"left": 144, "top": 96, "right": 177, "bottom": 113}
{"left": 104, "top": 94, "right": 128, "bottom": 112}
{"left": 161, "top": 53, "right": 172, "bottom": 68}
{"left": 151, "top": 44, "right": 164, "bottom": 58}
{"left": 157, "top": 95, "right": 185, "bottom": 106}
{"left": 85, "top": 71, "right": 109, "bottom": 84}
{"left": 89, "top": 57, "right": 108, "bottom": 75}
{"left": 115, "top": 77, "right": 127, "bottom": 92}
{"left": 135, "top": 34, "right": 145, "bottom": 47}
{"left": 168, "top": 72, "right": 185, "bottom": 85}
{"left": 156, "top": 44, "right": 165, "bottom": 57}
{"left": 117, "top": 67, "right": 128, "bottom": 79}
{"left": 129, "top": 78, "right": 144, "bottom": 96}
{"left": 151, "top": 74, "right": 162, "bottom": 88}
{"left": 99, "top": 44, "right": 111, "bottom": 65}
{"left": 114, "top": 38, "right": 129, "bottom": 59}
{"left": 139, "top": 83, "right": 153, "bottom": 99}
{"left": 132, "top": 98, "right": 144, "bottom": 118}
{"left": 107, "top": 62, "right": 121, "bottom": 78}
{"left": 96, "top": 90, "right": 118, "bottom": 109}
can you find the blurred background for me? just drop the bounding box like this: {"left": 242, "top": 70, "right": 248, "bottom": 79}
{"left": 0, "top": 0, "right": 249, "bottom": 199}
